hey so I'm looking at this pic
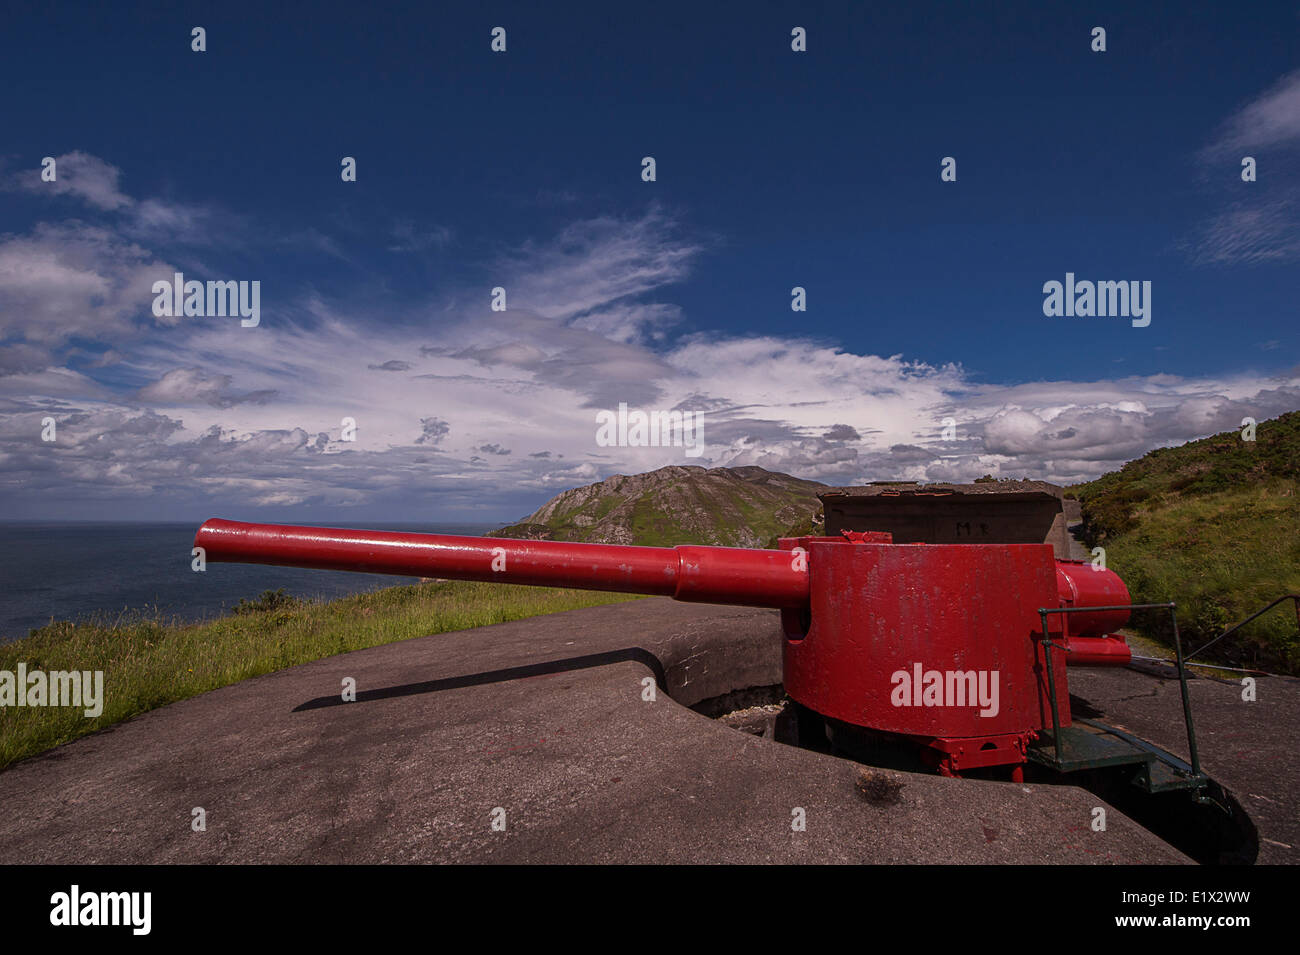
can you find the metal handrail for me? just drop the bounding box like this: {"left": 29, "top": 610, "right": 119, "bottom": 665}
{"left": 1186, "top": 593, "right": 1300, "bottom": 663}
{"left": 1036, "top": 602, "right": 1200, "bottom": 781}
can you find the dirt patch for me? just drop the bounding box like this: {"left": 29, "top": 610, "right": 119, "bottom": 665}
{"left": 856, "top": 768, "right": 905, "bottom": 806}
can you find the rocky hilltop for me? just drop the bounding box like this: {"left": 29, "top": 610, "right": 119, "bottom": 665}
{"left": 490, "top": 465, "right": 826, "bottom": 547}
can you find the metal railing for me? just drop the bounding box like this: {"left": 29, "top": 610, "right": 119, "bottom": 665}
{"left": 1035, "top": 602, "right": 1201, "bottom": 781}
{"left": 1186, "top": 593, "right": 1300, "bottom": 665}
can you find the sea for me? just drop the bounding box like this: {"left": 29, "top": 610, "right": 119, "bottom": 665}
{"left": 0, "top": 521, "right": 497, "bottom": 643}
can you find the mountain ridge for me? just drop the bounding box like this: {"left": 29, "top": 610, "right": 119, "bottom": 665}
{"left": 489, "top": 465, "right": 826, "bottom": 547}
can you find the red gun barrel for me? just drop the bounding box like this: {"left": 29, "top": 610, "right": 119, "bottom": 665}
{"left": 194, "top": 518, "right": 811, "bottom": 609}
{"left": 194, "top": 520, "right": 1134, "bottom": 666}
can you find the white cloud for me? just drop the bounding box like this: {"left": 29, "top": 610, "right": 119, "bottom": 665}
{"left": 0, "top": 222, "right": 176, "bottom": 345}
{"left": 1203, "top": 69, "right": 1300, "bottom": 158}
{"left": 17, "top": 151, "right": 133, "bottom": 211}
{"left": 500, "top": 205, "right": 703, "bottom": 320}
{"left": 1, "top": 166, "right": 1297, "bottom": 518}
{"left": 136, "top": 367, "right": 277, "bottom": 408}
{"left": 1193, "top": 69, "right": 1300, "bottom": 265}
{"left": 1193, "top": 196, "right": 1300, "bottom": 265}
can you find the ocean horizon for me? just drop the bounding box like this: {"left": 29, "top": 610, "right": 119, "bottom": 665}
{"left": 0, "top": 520, "right": 498, "bottom": 643}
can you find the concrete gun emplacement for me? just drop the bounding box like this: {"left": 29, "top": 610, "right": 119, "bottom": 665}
{"left": 195, "top": 516, "right": 1224, "bottom": 800}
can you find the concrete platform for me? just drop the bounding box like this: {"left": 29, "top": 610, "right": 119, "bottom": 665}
{"left": 1, "top": 598, "right": 1276, "bottom": 864}
{"left": 1068, "top": 664, "right": 1299, "bottom": 864}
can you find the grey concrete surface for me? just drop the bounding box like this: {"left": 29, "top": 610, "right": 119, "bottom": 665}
{"left": 1068, "top": 664, "right": 1299, "bottom": 864}
{"left": 0, "top": 599, "right": 1248, "bottom": 864}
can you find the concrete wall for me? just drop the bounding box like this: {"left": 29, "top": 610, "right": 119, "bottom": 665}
{"left": 823, "top": 493, "right": 1072, "bottom": 558}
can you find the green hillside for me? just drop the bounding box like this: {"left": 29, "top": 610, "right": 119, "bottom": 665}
{"left": 489, "top": 465, "right": 826, "bottom": 548}
{"left": 1070, "top": 411, "right": 1300, "bottom": 674}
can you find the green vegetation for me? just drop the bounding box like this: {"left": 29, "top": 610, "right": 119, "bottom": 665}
{"left": 488, "top": 465, "right": 826, "bottom": 548}
{"left": 231, "top": 588, "right": 302, "bottom": 617}
{"left": 627, "top": 493, "right": 706, "bottom": 546}
{"left": 1071, "top": 411, "right": 1300, "bottom": 674}
{"left": 0, "top": 581, "right": 641, "bottom": 771}
{"left": 764, "top": 510, "right": 825, "bottom": 548}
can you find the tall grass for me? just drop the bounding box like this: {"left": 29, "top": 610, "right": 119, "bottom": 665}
{"left": 1101, "top": 481, "right": 1300, "bottom": 674}
{"left": 0, "top": 581, "right": 641, "bottom": 771}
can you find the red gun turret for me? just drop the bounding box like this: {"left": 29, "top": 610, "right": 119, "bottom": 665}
{"left": 194, "top": 519, "right": 1135, "bottom": 777}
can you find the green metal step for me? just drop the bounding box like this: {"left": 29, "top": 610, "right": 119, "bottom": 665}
{"left": 1027, "top": 722, "right": 1155, "bottom": 773}
{"left": 1078, "top": 719, "right": 1207, "bottom": 794}
{"left": 1027, "top": 718, "right": 1207, "bottom": 794}
{"left": 1035, "top": 603, "right": 1209, "bottom": 802}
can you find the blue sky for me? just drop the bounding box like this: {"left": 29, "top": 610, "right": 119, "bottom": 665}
{"left": 1, "top": 1, "right": 1297, "bottom": 522}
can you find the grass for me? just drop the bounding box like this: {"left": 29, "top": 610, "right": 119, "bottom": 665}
{"left": 0, "top": 581, "right": 642, "bottom": 772}
{"left": 1095, "top": 481, "right": 1300, "bottom": 674}
{"left": 1069, "top": 411, "right": 1300, "bottom": 675}
{"left": 629, "top": 494, "right": 686, "bottom": 546}
{"left": 1074, "top": 411, "right": 1300, "bottom": 546}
